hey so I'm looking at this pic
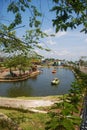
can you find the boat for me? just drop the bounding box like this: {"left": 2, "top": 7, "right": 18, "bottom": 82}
{"left": 52, "top": 69, "right": 56, "bottom": 73}
{"left": 51, "top": 78, "right": 60, "bottom": 85}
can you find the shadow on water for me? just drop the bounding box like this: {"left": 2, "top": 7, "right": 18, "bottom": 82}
{"left": 0, "top": 67, "right": 75, "bottom": 97}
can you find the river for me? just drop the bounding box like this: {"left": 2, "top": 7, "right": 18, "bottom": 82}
{"left": 0, "top": 67, "right": 75, "bottom": 97}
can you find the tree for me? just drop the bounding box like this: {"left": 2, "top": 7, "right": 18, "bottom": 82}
{"left": 1, "top": 1, "right": 87, "bottom": 129}
{"left": 51, "top": 0, "right": 87, "bottom": 33}
{"left": 7, "top": 0, "right": 42, "bottom": 30}
{"left": 0, "top": 24, "right": 28, "bottom": 53}
{"left": 5, "top": 0, "right": 87, "bottom": 33}
{"left": 1, "top": 0, "right": 87, "bottom": 56}
{"left": 0, "top": 0, "right": 50, "bottom": 57}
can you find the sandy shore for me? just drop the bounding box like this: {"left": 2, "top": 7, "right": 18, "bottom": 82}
{"left": 0, "top": 97, "right": 58, "bottom": 113}
{"left": 0, "top": 97, "right": 54, "bottom": 108}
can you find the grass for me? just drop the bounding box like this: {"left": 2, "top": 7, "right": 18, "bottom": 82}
{"left": 15, "top": 95, "right": 63, "bottom": 100}
{"left": 0, "top": 95, "right": 62, "bottom": 100}
{"left": 0, "top": 95, "right": 66, "bottom": 130}
{"left": 0, "top": 108, "right": 49, "bottom": 130}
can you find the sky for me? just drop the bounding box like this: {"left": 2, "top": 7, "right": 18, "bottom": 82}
{"left": 0, "top": 0, "right": 87, "bottom": 61}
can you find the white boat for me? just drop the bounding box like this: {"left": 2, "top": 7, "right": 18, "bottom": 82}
{"left": 51, "top": 78, "right": 60, "bottom": 85}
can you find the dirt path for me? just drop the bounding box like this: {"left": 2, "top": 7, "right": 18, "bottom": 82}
{"left": 0, "top": 97, "right": 57, "bottom": 113}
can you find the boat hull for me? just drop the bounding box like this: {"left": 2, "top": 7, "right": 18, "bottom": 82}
{"left": 51, "top": 78, "right": 59, "bottom": 85}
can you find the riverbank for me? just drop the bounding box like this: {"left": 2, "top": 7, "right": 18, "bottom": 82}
{"left": 0, "top": 96, "right": 62, "bottom": 113}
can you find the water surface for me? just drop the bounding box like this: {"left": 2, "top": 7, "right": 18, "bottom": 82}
{"left": 0, "top": 67, "right": 75, "bottom": 97}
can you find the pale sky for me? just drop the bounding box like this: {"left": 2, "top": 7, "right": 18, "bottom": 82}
{"left": 0, "top": 0, "right": 87, "bottom": 61}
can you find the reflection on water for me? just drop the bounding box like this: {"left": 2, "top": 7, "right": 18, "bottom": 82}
{"left": 0, "top": 67, "right": 75, "bottom": 97}
{"left": 7, "top": 82, "right": 33, "bottom": 97}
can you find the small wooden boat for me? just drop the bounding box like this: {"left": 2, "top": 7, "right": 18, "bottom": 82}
{"left": 51, "top": 78, "right": 60, "bottom": 85}
{"left": 52, "top": 69, "right": 56, "bottom": 73}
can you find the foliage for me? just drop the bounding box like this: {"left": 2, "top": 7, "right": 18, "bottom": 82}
{"left": 7, "top": 0, "right": 42, "bottom": 30}
{"left": 0, "top": 24, "right": 29, "bottom": 53}
{"left": 6, "top": 0, "right": 87, "bottom": 33}
{"left": 69, "top": 80, "right": 84, "bottom": 95}
{"left": 45, "top": 67, "right": 87, "bottom": 130}
{"left": 0, "top": 0, "right": 87, "bottom": 56}
{"left": 0, "top": 108, "right": 49, "bottom": 130}
{"left": 75, "top": 69, "right": 87, "bottom": 96}
{"left": 1, "top": 1, "right": 87, "bottom": 130}
{"left": 51, "top": 0, "right": 87, "bottom": 33}
{"left": 0, "top": 0, "right": 50, "bottom": 57}
{"left": 23, "top": 28, "right": 48, "bottom": 51}
{"left": 45, "top": 78, "right": 84, "bottom": 130}
{"left": 3, "top": 54, "right": 32, "bottom": 72}
{"left": 1, "top": 0, "right": 87, "bottom": 56}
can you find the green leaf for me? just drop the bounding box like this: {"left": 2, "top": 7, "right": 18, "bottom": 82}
{"left": 62, "top": 118, "right": 74, "bottom": 130}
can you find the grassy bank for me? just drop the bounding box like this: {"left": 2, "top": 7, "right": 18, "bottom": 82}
{"left": 0, "top": 108, "right": 49, "bottom": 130}
{"left": 16, "top": 95, "right": 63, "bottom": 100}
{"left": 0, "top": 95, "right": 63, "bottom": 130}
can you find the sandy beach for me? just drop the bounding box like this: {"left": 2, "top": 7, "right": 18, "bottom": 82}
{"left": 0, "top": 97, "right": 59, "bottom": 113}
